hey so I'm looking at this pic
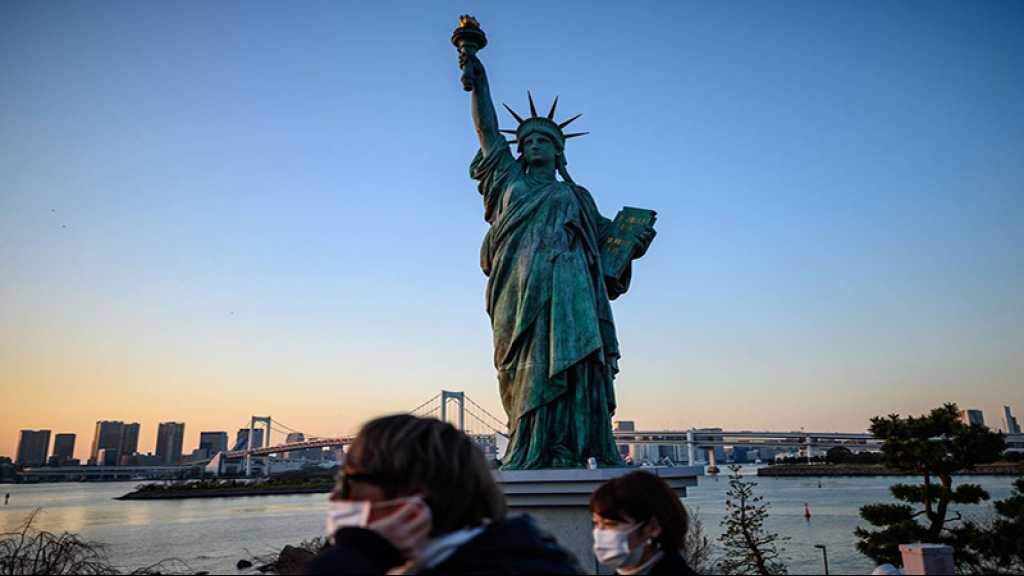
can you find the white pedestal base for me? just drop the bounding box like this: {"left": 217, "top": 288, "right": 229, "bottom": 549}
{"left": 494, "top": 466, "right": 703, "bottom": 574}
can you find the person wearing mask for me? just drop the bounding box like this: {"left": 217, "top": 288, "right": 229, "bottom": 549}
{"left": 590, "top": 471, "right": 699, "bottom": 575}
{"left": 306, "top": 414, "right": 580, "bottom": 574}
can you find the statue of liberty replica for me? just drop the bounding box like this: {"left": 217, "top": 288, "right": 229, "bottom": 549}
{"left": 454, "top": 16, "right": 657, "bottom": 470}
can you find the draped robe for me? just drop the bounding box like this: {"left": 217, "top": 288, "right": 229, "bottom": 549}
{"left": 471, "top": 141, "right": 630, "bottom": 469}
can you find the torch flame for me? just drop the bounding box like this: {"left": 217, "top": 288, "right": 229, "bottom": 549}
{"left": 458, "top": 15, "right": 481, "bottom": 29}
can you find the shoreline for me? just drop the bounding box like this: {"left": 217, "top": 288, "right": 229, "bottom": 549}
{"left": 116, "top": 486, "right": 331, "bottom": 500}
{"left": 757, "top": 463, "right": 1024, "bottom": 477}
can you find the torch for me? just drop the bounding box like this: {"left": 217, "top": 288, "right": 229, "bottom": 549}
{"left": 451, "top": 15, "right": 487, "bottom": 92}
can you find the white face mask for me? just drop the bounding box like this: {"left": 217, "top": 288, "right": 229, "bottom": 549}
{"left": 592, "top": 522, "right": 647, "bottom": 569}
{"left": 325, "top": 496, "right": 419, "bottom": 539}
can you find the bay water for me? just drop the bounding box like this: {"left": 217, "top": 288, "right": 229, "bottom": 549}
{"left": 0, "top": 469, "right": 1016, "bottom": 574}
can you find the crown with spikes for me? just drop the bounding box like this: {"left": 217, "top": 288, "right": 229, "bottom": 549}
{"left": 499, "top": 91, "right": 588, "bottom": 148}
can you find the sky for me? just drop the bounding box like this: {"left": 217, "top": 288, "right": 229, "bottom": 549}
{"left": 1, "top": 1, "right": 1022, "bottom": 461}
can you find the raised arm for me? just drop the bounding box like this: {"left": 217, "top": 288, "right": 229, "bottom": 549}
{"left": 459, "top": 52, "right": 503, "bottom": 157}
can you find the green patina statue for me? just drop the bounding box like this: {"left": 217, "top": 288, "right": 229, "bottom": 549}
{"left": 454, "top": 16, "right": 657, "bottom": 469}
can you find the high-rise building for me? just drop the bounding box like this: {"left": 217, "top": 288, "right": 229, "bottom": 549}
{"left": 97, "top": 448, "right": 121, "bottom": 466}
{"left": 285, "top": 432, "right": 305, "bottom": 460}
{"left": 90, "top": 421, "right": 125, "bottom": 465}
{"left": 199, "top": 431, "right": 228, "bottom": 456}
{"left": 155, "top": 422, "right": 185, "bottom": 465}
{"left": 120, "top": 423, "right": 141, "bottom": 457}
{"left": 51, "top": 433, "right": 76, "bottom": 466}
{"left": 281, "top": 432, "right": 321, "bottom": 461}
{"left": 959, "top": 409, "right": 985, "bottom": 427}
{"left": 234, "top": 428, "right": 264, "bottom": 451}
{"left": 1005, "top": 406, "right": 1021, "bottom": 434}
{"left": 16, "top": 430, "right": 51, "bottom": 466}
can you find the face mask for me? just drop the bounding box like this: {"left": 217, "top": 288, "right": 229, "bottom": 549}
{"left": 592, "top": 522, "right": 648, "bottom": 569}
{"left": 325, "top": 499, "right": 370, "bottom": 537}
{"left": 324, "top": 496, "right": 421, "bottom": 539}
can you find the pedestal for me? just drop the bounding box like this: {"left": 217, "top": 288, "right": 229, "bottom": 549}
{"left": 495, "top": 466, "right": 703, "bottom": 574}
{"left": 899, "top": 544, "right": 955, "bottom": 575}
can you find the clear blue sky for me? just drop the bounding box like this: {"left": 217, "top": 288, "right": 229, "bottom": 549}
{"left": 2, "top": 1, "right": 1022, "bottom": 458}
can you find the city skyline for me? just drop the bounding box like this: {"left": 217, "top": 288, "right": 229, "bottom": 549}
{"left": 5, "top": 401, "right": 1022, "bottom": 463}
{"left": 3, "top": 2, "right": 1023, "bottom": 460}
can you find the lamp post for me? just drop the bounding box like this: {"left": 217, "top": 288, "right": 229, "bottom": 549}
{"left": 814, "top": 544, "right": 829, "bottom": 575}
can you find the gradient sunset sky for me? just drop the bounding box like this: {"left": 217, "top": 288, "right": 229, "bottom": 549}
{"left": 2, "top": 1, "right": 1022, "bottom": 460}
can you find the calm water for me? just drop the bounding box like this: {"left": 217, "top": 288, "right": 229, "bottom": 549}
{"left": 0, "top": 470, "right": 1016, "bottom": 574}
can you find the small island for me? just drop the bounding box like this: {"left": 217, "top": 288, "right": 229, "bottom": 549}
{"left": 117, "top": 470, "right": 335, "bottom": 500}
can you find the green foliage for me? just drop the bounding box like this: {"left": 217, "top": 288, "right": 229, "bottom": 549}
{"left": 951, "top": 484, "right": 990, "bottom": 505}
{"left": 824, "top": 446, "right": 884, "bottom": 465}
{"left": 859, "top": 503, "right": 916, "bottom": 526}
{"left": 825, "top": 446, "right": 853, "bottom": 463}
{"left": 717, "top": 465, "right": 789, "bottom": 575}
{"left": 856, "top": 403, "right": 1006, "bottom": 569}
{"left": 959, "top": 476, "right": 1024, "bottom": 575}
{"left": 888, "top": 482, "right": 939, "bottom": 504}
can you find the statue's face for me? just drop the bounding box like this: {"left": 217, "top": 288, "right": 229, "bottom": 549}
{"left": 522, "top": 133, "right": 558, "bottom": 167}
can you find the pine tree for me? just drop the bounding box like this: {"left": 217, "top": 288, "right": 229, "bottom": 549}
{"left": 959, "top": 476, "right": 1024, "bottom": 575}
{"left": 717, "top": 465, "right": 789, "bottom": 575}
{"left": 855, "top": 403, "right": 1005, "bottom": 568}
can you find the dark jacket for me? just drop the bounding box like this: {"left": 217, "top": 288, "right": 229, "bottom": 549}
{"left": 306, "top": 515, "right": 581, "bottom": 575}
{"left": 648, "top": 549, "right": 699, "bottom": 576}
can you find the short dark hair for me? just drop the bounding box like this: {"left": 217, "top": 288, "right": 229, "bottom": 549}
{"left": 589, "top": 470, "right": 688, "bottom": 551}
{"left": 342, "top": 414, "right": 507, "bottom": 536}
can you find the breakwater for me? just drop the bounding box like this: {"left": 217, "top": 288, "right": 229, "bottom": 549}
{"left": 758, "top": 463, "right": 1024, "bottom": 477}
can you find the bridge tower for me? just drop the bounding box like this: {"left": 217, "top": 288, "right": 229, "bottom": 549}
{"left": 440, "top": 390, "right": 465, "bottom": 431}
{"left": 245, "top": 415, "right": 272, "bottom": 477}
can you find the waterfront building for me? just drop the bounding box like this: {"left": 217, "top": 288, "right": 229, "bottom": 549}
{"left": 121, "top": 453, "right": 163, "bottom": 466}
{"left": 16, "top": 430, "right": 51, "bottom": 466}
{"left": 97, "top": 448, "right": 120, "bottom": 466}
{"left": 51, "top": 433, "right": 76, "bottom": 466}
{"left": 199, "top": 431, "right": 228, "bottom": 456}
{"left": 613, "top": 420, "right": 635, "bottom": 432}
{"left": 470, "top": 434, "right": 499, "bottom": 461}
{"left": 90, "top": 421, "right": 124, "bottom": 465}
{"left": 959, "top": 409, "right": 985, "bottom": 427}
{"left": 0, "top": 459, "right": 14, "bottom": 482}
{"left": 284, "top": 432, "right": 305, "bottom": 460}
{"left": 155, "top": 422, "right": 185, "bottom": 465}
{"left": 612, "top": 420, "right": 692, "bottom": 465}
{"left": 121, "top": 423, "right": 141, "bottom": 457}
{"left": 729, "top": 446, "right": 755, "bottom": 463}
{"left": 1004, "top": 406, "right": 1021, "bottom": 434}
{"left": 88, "top": 421, "right": 140, "bottom": 466}
{"left": 233, "top": 427, "right": 264, "bottom": 451}
{"left": 282, "top": 432, "right": 324, "bottom": 461}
